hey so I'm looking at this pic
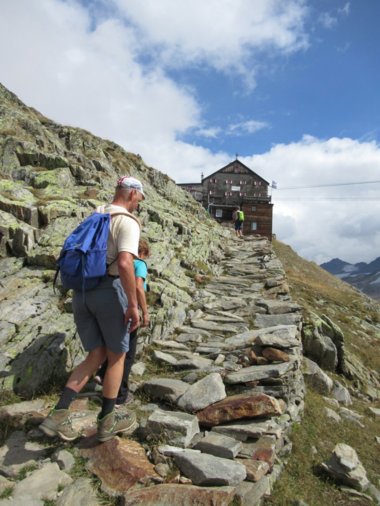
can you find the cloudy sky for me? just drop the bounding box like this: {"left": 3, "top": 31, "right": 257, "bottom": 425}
{"left": 1, "top": 0, "right": 380, "bottom": 265}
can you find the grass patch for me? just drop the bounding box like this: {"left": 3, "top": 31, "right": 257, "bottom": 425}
{"left": 265, "top": 389, "right": 380, "bottom": 505}
{"left": 17, "top": 463, "right": 39, "bottom": 481}
{"left": 0, "top": 487, "right": 14, "bottom": 500}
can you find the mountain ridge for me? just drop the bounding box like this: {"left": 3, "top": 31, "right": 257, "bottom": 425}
{"left": 321, "top": 256, "right": 380, "bottom": 300}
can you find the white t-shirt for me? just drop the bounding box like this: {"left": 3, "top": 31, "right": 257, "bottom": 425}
{"left": 101, "top": 204, "right": 140, "bottom": 275}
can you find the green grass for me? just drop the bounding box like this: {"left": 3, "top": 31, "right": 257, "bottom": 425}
{"left": 0, "top": 487, "right": 14, "bottom": 500}
{"left": 272, "top": 240, "right": 380, "bottom": 376}
{"left": 267, "top": 240, "right": 380, "bottom": 505}
{"left": 265, "top": 389, "right": 380, "bottom": 506}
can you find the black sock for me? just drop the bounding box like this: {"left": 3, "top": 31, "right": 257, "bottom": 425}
{"left": 100, "top": 397, "right": 116, "bottom": 419}
{"left": 55, "top": 387, "right": 77, "bottom": 410}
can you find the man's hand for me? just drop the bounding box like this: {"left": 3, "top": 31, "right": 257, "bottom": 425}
{"left": 142, "top": 312, "right": 150, "bottom": 327}
{"left": 125, "top": 306, "right": 140, "bottom": 332}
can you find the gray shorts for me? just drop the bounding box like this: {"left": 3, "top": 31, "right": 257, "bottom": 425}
{"left": 72, "top": 276, "right": 130, "bottom": 354}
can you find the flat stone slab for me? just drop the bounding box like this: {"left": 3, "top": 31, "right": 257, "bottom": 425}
{"left": 211, "top": 420, "right": 282, "bottom": 441}
{"left": 255, "top": 314, "right": 302, "bottom": 328}
{"left": 256, "top": 299, "right": 301, "bottom": 314}
{"left": 145, "top": 409, "right": 200, "bottom": 447}
{"left": 143, "top": 378, "right": 189, "bottom": 404}
{"left": 153, "top": 350, "right": 179, "bottom": 366}
{"left": 13, "top": 462, "right": 72, "bottom": 502}
{"left": 56, "top": 478, "right": 100, "bottom": 506}
{"left": 176, "top": 333, "right": 204, "bottom": 343}
{"left": 176, "top": 356, "right": 213, "bottom": 370}
{"left": 236, "top": 459, "right": 270, "bottom": 482}
{"left": 152, "top": 340, "right": 190, "bottom": 350}
{"left": 193, "top": 433, "right": 242, "bottom": 459}
{"left": 122, "top": 484, "right": 236, "bottom": 506}
{"left": 0, "top": 431, "right": 50, "bottom": 477}
{"left": 197, "top": 394, "right": 282, "bottom": 427}
{"left": 224, "top": 361, "right": 296, "bottom": 384}
{"left": 177, "top": 373, "right": 226, "bottom": 412}
{"left": 191, "top": 320, "right": 248, "bottom": 334}
{"left": 80, "top": 438, "right": 161, "bottom": 495}
{"left": 0, "top": 399, "right": 46, "bottom": 419}
{"left": 173, "top": 450, "right": 246, "bottom": 486}
{"left": 255, "top": 332, "right": 300, "bottom": 349}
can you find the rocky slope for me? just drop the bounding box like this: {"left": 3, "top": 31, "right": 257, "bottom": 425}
{"left": 0, "top": 84, "right": 379, "bottom": 505}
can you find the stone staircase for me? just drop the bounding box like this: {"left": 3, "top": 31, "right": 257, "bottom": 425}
{"left": 0, "top": 236, "right": 305, "bottom": 505}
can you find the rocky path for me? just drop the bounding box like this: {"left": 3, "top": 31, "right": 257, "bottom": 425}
{"left": 0, "top": 236, "right": 305, "bottom": 506}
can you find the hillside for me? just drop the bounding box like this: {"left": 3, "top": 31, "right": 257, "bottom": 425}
{"left": 0, "top": 83, "right": 379, "bottom": 505}
{"left": 269, "top": 240, "right": 380, "bottom": 505}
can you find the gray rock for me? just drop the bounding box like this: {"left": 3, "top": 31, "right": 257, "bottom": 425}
{"left": 369, "top": 407, "right": 380, "bottom": 417}
{"left": 212, "top": 420, "right": 280, "bottom": 441}
{"left": 173, "top": 450, "right": 246, "bottom": 486}
{"left": 176, "top": 333, "right": 204, "bottom": 343}
{"left": 145, "top": 409, "right": 200, "bottom": 447}
{"left": 0, "top": 497, "right": 43, "bottom": 506}
{"left": 52, "top": 450, "right": 75, "bottom": 472}
{"left": 143, "top": 378, "right": 189, "bottom": 404}
{"left": 303, "top": 357, "right": 333, "bottom": 394}
{"left": 152, "top": 339, "right": 190, "bottom": 350}
{"left": 256, "top": 331, "right": 300, "bottom": 349}
{"left": 321, "top": 443, "right": 369, "bottom": 491}
{"left": 233, "top": 477, "right": 270, "bottom": 506}
{"left": 339, "top": 407, "right": 365, "bottom": 427}
{"left": 0, "top": 431, "right": 50, "bottom": 478}
{"left": 131, "top": 362, "right": 146, "bottom": 376}
{"left": 255, "top": 314, "right": 301, "bottom": 328}
{"left": 225, "top": 361, "right": 295, "bottom": 384}
{"left": 255, "top": 299, "right": 301, "bottom": 314}
{"left": 332, "top": 381, "right": 353, "bottom": 406}
{"left": 153, "top": 350, "right": 179, "bottom": 366}
{"left": 191, "top": 320, "right": 248, "bottom": 334}
{"left": 0, "top": 399, "right": 46, "bottom": 418}
{"left": 177, "top": 373, "right": 226, "bottom": 412}
{"left": 56, "top": 478, "right": 99, "bottom": 506}
{"left": 193, "top": 433, "right": 242, "bottom": 459}
{"left": 302, "top": 315, "right": 339, "bottom": 371}
{"left": 176, "top": 356, "right": 213, "bottom": 369}
{"left": 324, "top": 407, "right": 341, "bottom": 422}
{"left": 13, "top": 462, "right": 72, "bottom": 501}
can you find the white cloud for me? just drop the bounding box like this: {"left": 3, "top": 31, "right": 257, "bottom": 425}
{"left": 195, "top": 127, "right": 222, "bottom": 139}
{"left": 339, "top": 2, "right": 351, "bottom": 16}
{"left": 318, "top": 12, "right": 338, "bottom": 29}
{"left": 243, "top": 136, "right": 380, "bottom": 264}
{"left": 1, "top": 0, "right": 378, "bottom": 266}
{"left": 113, "top": 0, "right": 309, "bottom": 80}
{"left": 228, "top": 120, "right": 269, "bottom": 135}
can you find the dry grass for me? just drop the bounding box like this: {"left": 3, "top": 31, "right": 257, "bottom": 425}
{"left": 266, "top": 240, "right": 380, "bottom": 504}
{"left": 273, "top": 240, "right": 380, "bottom": 373}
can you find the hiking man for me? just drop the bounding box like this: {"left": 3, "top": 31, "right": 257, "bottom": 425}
{"left": 40, "top": 176, "right": 145, "bottom": 442}
{"left": 233, "top": 206, "right": 244, "bottom": 237}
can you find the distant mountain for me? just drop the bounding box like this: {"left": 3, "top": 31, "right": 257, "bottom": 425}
{"left": 320, "top": 257, "right": 380, "bottom": 300}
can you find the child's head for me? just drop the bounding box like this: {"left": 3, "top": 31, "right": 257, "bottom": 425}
{"left": 138, "top": 238, "right": 150, "bottom": 259}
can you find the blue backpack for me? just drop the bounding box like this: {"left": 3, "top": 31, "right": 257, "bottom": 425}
{"left": 55, "top": 212, "right": 111, "bottom": 292}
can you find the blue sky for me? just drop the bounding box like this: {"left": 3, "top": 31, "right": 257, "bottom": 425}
{"left": 1, "top": 0, "right": 380, "bottom": 264}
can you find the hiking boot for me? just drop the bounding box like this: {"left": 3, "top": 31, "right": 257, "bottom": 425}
{"left": 39, "top": 409, "right": 79, "bottom": 441}
{"left": 115, "top": 391, "right": 134, "bottom": 407}
{"left": 97, "top": 409, "right": 138, "bottom": 442}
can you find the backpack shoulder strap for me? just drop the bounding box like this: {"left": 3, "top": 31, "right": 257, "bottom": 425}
{"left": 96, "top": 205, "right": 141, "bottom": 228}
{"left": 109, "top": 209, "right": 141, "bottom": 229}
